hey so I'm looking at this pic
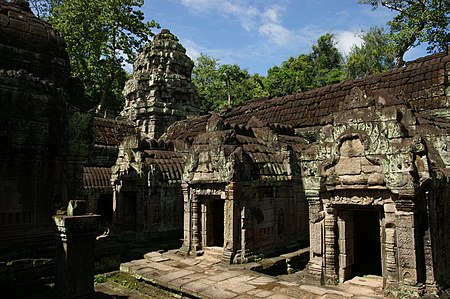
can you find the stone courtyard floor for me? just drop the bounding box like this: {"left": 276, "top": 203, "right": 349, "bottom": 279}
{"left": 120, "top": 249, "right": 388, "bottom": 299}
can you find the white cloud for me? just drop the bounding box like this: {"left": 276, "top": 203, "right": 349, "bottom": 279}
{"left": 180, "top": 0, "right": 215, "bottom": 11}
{"left": 179, "top": 0, "right": 292, "bottom": 47}
{"left": 182, "top": 38, "right": 202, "bottom": 61}
{"left": 259, "top": 23, "right": 292, "bottom": 46}
{"left": 262, "top": 6, "right": 284, "bottom": 23}
{"left": 335, "top": 31, "right": 363, "bottom": 55}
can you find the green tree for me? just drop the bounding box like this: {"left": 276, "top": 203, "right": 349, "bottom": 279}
{"left": 192, "top": 54, "right": 223, "bottom": 113}
{"left": 217, "top": 64, "right": 248, "bottom": 106}
{"left": 310, "top": 33, "right": 344, "bottom": 87}
{"left": 263, "top": 54, "right": 313, "bottom": 97}
{"left": 359, "top": 0, "right": 450, "bottom": 65}
{"left": 49, "top": 0, "right": 158, "bottom": 112}
{"left": 263, "top": 33, "right": 343, "bottom": 98}
{"left": 345, "top": 27, "right": 396, "bottom": 79}
{"left": 192, "top": 53, "right": 265, "bottom": 113}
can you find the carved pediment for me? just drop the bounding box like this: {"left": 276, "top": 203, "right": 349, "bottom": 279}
{"left": 323, "top": 137, "right": 385, "bottom": 189}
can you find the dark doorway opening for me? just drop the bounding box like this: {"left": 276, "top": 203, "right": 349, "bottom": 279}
{"left": 206, "top": 199, "right": 225, "bottom": 247}
{"left": 123, "top": 192, "right": 137, "bottom": 231}
{"left": 353, "top": 210, "right": 382, "bottom": 276}
{"left": 97, "top": 194, "right": 113, "bottom": 225}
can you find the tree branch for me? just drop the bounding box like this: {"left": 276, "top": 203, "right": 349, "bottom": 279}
{"left": 381, "top": 1, "right": 404, "bottom": 12}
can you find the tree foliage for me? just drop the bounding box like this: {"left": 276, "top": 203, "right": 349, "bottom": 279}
{"left": 310, "top": 33, "right": 344, "bottom": 87}
{"left": 263, "top": 54, "right": 313, "bottom": 97}
{"left": 359, "top": 0, "right": 450, "bottom": 64}
{"left": 264, "top": 33, "right": 343, "bottom": 97}
{"left": 192, "top": 53, "right": 266, "bottom": 113}
{"left": 346, "top": 27, "right": 396, "bottom": 79}
{"left": 48, "top": 0, "right": 158, "bottom": 112}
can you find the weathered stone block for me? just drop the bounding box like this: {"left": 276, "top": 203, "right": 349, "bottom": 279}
{"left": 368, "top": 173, "right": 384, "bottom": 185}
{"left": 334, "top": 157, "right": 362, "bottom": 175}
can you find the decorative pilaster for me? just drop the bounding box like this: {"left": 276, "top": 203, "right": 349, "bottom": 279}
{"left": 222, "top": 182, "right": 236, "bottom": 263}
{"left": 180, "top": 183, "right": 191, "bottom": 254}
{"left": 191, "top": 194, "right": 201, "bottom": 253}
{"left": 305, "top": 195, "right": 324, "bottom": 284}
{"left": 324, "top": 205, "right": 338, "bottom": 285}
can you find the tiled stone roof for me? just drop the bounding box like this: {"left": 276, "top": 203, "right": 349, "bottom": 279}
{"left": 83, "top": 167, "right": 111, "bottom": 189}
{"left": 94, "top": 117, "right": 136, "bottom": 146}
{"left": 162, "top": 51, "right": 450, "bottom": 141}
{"left": 226, "top": 52, "right": 449, "bottom": 127}
{"left": 142, "top": 149, "right": 185, "bottom": 182}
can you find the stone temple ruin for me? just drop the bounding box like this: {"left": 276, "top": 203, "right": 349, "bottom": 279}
{"left": 0, "top": 0, "right": 90, "bottom": 289}
{"left": 1, "top": 1, "right": 450, "bottom": 297}
{"left": 112, "top": 45, "right": 450, "bottom": 296}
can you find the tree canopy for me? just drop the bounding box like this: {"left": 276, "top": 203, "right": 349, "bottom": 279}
{"left": 48, "top": 0, "right": 158, "bottom": 112}
{"left": 359, "top": 0, "right": 450, "bottom": 64}
{"left": 345, "top": 27, "right": 396, "bottom": 79}
{"left": 263, "top": 33, "right": 343, "bottom": 98}
{"left": 192, "top": 54, "right": 266, "bottom": 113}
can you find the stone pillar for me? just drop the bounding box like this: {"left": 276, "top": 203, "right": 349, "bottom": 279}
{"left": 180, "top": 183, "right": 191, "bottom": 254}
{"left": 53, "top": 200, "right": 100, "bottom": 299}
{"left": 423, "top": 191, "right": 437, "bottom": 293}
{"left": 392, "top": 197, "right": 425, "bottom": 297}
{"left": 323, "top": 205, "right": 338, "bottom": 285}
{"left": 337, "top": 210, "right": 354, "bottom": 282}
{"left": 191, "top": 194, "right": 201, "bottom": 253}
{"left": 396, "top": 210, "right": 418, "bottom": 285}
{"left": 201, "top": 201, "right": 208, "bottom": 247}
{"left": 222, "top": 182, "right": 236, "bottom": 263}
{"left": 383, "top": 201, "right": 398, "bottom": 286}
{"left": 305, "top": 195, "right": 324, "bottom": 284}
{"left": 240, "top": 205, "right": 248, "bottom": 261}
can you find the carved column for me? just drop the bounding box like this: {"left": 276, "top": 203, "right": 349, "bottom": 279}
{"left": 180, "top": 183, "right": 191, "bottom": 254}
{"left": 423, "top": 191, "right": 437, "bottom": 293}
{"left": 305, "top": 195, "right": 324, "bottom": 284}
{"left": 222, "top": 182, "right": 236, "bottom": 263}
{"left": 396, "top": 212, "right": 418, "bottom": 285}
{"left": 191, "top": 193, "right": 201, "bottom": 253}
{"left": 240, "top": 205, "right": 247, "bottom": 261}
{"left": 201, "top": 201, "right": 207, "bottom": 247}
{"left": 393, "top": 196, "right": 425, "bottom": 297}
{"left": 383, "top": 201, "right": 398, "bottom": 286}
{"left": 337, "top": 210, "right": 354, "bottom": 282}
{"left": 324, "top": 205, "right": 338, "bottom": 284}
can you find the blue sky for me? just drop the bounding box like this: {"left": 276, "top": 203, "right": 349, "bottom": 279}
{"left": 142, "top": 0, "right": 428, "bottom": 75}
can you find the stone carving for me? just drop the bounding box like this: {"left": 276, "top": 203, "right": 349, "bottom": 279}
{"left": 121, "top": 29, "right": 199, "bottom": 140}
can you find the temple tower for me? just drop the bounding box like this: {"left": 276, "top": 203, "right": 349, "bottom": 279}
{"left": 121, "top": 29, "right": 199, "bottom": 139}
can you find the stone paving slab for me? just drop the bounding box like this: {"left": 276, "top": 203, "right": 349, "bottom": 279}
{"left": 121, "top": 250, "right": 388, "bottom": 299}
{"left": 200, "top": 285, "right": 237, "bottom": 299}
{"left": 158, "top": 269, "right": 196, "bottom": 284}
{"left": 145, "top": 261, "right": 178, "bottom": 272}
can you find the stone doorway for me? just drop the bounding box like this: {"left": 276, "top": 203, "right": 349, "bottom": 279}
{"left": 201, "top": 197, "right": 225, "bottom": 248}
{"left": 123, "top": 192, "right": 137, "bottom": 231}
{"left": 353, "top": 210, "right": 382, "bottom": 277}
{"left": 338, "top": 208, "right": 382, "bottom": 282}
{"left": 97, "top": 194, "right": 113, "bottom": 225}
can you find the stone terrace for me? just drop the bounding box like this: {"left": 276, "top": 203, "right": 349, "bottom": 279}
{"left": 121, "top": 251, "right": 388, "bottom": 299}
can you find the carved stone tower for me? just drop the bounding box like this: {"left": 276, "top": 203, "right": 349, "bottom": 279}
{"left": 121, "top": 29, "right": 199, "bottom": 139}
